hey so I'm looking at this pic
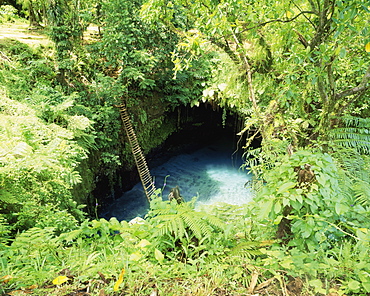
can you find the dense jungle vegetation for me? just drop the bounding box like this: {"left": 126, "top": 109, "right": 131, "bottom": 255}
{"left": 0, "top": 0, "right": 369, "bottom": 295}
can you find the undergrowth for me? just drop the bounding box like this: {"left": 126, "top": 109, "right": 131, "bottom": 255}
{"left": 1, "top": 194, "right": 369, "bottom": 296}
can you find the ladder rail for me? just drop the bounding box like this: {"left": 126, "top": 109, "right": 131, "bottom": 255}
{"left": 117, "top": 103, "right": 156, "bottom": 201}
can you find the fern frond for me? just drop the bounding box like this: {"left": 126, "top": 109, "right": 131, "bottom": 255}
{"left": 54, "top": 97, "right": 75, "bottom": 113}
{"left": 329, "top": 116, "right": 370, "bottom": 154}
{"left": 154, "top": 223, "right": 169, "bottom": 238}
{"left": 176, "top": 216, "right": 186, "bottom": 239}
{"left": 353, "top": 180, "right": 370, "bottom": 206}
{"left": 170, "top": 217, "right": 180, "bottom": 239}
{"left": 342, "top": 116, "right": 370, "bottom": 128}
{"left": 331, "top": 145, "right": 370, "bottom": 206}
{"left": 205, "top": 213, "right": 227, "bottom": 231}
{"left": 181, "top": 212, "right": 204, "bottom": 240}
{"left": 338, "top": 149, "right": 365, "bottom": 174}
{"left": 0, "top": 189, "right": 18, "bottom": 204}
{"left": 230, "top": 241, "right": 264, "bottom": 258}
{"left": 149, "top": 199, "right": 224, "bottom": 241}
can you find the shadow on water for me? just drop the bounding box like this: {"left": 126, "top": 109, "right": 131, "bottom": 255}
{"left": 100, "top": 135, "right": 253, "bottom": 221}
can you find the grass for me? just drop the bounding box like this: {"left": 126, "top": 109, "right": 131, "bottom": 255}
{"left": 0, "top": 19, "right": 100, "bottom": 49}
{"left": 0, "top": 19, "right": 51, "bottom": 47}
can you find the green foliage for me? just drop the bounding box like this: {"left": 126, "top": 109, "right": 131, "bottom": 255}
{"left": 0, "top": 94, "right": 91, "bottom": 232}
{"left": 84, "top": 0, "right": 210, "bottom": 109}
{"left": 0, "top": 5, "right": 18, "bottom": 22}
{"left": 261, "top": 241, "right": 370, "bottom": 294}
{"left": 329, "top": 116, "right": 370, "bottom": 154}
{"left": 142, "top": 0, "right": 370, "bottom": 151}
{"left": 1, "top": 3, "right": 369, "bottom": 295}
{"left": 0, "top": 215, "right": 10, "bottom": 248}
{"left": 148, "top": 197, "right": 224, "bottom": 243}
{"left": 0, "top": 199, "right": 367, "bottom": 295}
{"left": 94, "top": 0, "right": 173, "bottom": 97}
{"left": 0, "top": 38, "right": 55, "bottom": 100}
{"left": 251, "top": 149, "right": 370, "bottom": 251}
{"left": 332, "top": 148, "right": 370, "bottom": 220}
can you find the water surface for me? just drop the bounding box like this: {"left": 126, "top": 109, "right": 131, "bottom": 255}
{"left": 100, "top": 137, "right": 253, "bottom": 221}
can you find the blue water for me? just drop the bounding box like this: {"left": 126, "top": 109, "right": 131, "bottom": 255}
{"left": 100, "top": 138, "right": 253, "bottom": 221}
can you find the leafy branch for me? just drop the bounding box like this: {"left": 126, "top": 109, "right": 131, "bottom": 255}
{"left": 335, "top": 65, "right": 370, "bottom": 100}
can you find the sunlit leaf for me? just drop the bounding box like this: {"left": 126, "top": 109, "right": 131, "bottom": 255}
{"left": 218, "top": 83, "right": 227, "bottom": 91}
{"left": 154, "top": 248, "right": 164, "bottom": 263}
{"left": 274, "top": 202, "right": 282, "bottom": 214}
{"left": 258, "top": 199, "right": 273, "bottom": 220}
{"left": 339, "top": 47, "right": 346, "bottom": 58}
{"left": 137, "top": 239, "right": 151, "bottom": 248}
{"left": 348, "top": 280, "right": 361, "bottom": 290}
{"left": 52, "top": 276, "right": 69, "bottom": 285}
{"left": 113, "top": 269, "right": 125, "bottom": 291}
{"left": 129, "top": 251, "right": 143, "bottom": 261}
{"left": 365, "top": 42, "right": 370, "bottom": 52}
{"left": 335, "top": 203, "right": 348, "bottom": 215}
{"left": 308, "top": 279, "right": 326, "bottom": 293}
{"left": 277, "top": 182, "right": 296, "bottom": 194}
{"left": 280, "top": 257, "right": 293, "bottom": 269}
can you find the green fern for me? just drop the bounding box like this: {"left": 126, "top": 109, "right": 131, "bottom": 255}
{"left": 148, "top": 198, "right": 225, "bottom": 242}
{"left": 332, "top": 147, "right": 370, "bottom": 207}
{"left": 0, "top": 188, "right": 18, "bottom": 204}
{"left": 353, "top": 180, "right": 370, "bottom": 206}
{"left": 328, "top": 116, "right": 370, "bottom": 154}
{"left": 230, "top": 241, "right": 265, "bottom": 258}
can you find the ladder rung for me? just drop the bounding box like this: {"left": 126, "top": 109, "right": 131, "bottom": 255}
{"left": 142, "top": 177, "right": 152, "bottom": 184}
{"left": 119, "top": 102, "right": 156, "bottom": 201}
{"left": 138, "top": 167, "right": 149, "bottom": 174}
{"left": 139, "top": 163, "right": 148, "bottom": 168}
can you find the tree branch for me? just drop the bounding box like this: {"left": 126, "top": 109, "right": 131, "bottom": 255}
{"left": 335, "top": 65, "right": 370, "bottom": 99}
{"left": 327, "top": 59, "right": 335, "bottom": 96}
{"left": 307, "top": 0, "right": 318, "bottom": 14}
{"left": 293, "top": 29, "right": 309, "bottom": 48}
{"left": 242, "top": 11, "right": 317, "bottom": 32}
{"left": 292, "top": 0, "right": 316, "bottom": 28}
{"left": 209, "top": 37, "right": 240, "bottom": 64}
{"left": 317, "top": 76, "right": 329, "bottom": 104}
{"left": 309, "top": 0, "right": 334, "bottom": 50}
{"left": 199, "top": 10, "right": 318, "bottom": 51}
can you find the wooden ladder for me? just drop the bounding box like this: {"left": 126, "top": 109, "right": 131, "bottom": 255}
{"left": 117, "top": 103, "right": 156, "bottom": 201}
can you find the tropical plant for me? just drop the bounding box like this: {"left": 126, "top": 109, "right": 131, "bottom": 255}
{"left": 1, "top": 3, "right": 370, "bottom": 295}
{"left": 249, "top": 148, "right": 370, "bottom": 251}
{"left": 146, "top": 197, "right": 225, "bottom": 259}
{"left": 0, "top": 94, "right": 91, "bottom": 232}
{"left": 328, "top": 116, "right": 370, "bottom": 154}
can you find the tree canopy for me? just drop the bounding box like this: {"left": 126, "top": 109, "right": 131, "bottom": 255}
{"left": 141, "top": 0, "right": 370, "bottom": 151}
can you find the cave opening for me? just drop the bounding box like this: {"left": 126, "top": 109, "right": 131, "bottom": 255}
{"left": 97, "top": 102, "right": 260, "bottom": 221}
